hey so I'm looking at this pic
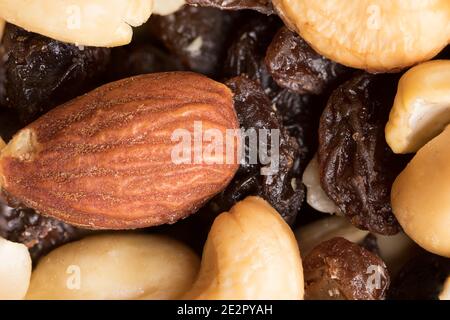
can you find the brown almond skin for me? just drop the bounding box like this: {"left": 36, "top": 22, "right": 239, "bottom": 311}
{"left": 0, "top": 72, "right": 239, "bottom": 230}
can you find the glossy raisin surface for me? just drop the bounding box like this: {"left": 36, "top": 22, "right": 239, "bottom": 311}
{"left": 0, "top": 204, "right": 87, "bottom": 262}
{"left": 186, "top": 0, "right": 274, "bottom": 15}
{"left": 218, "top": 76, "right": 304, "bottom": 224}
{"left": 389, "top": 252, "right": 450, "bottom": 300}
{"left": 318, "top": 73, "right": 408, "bottom": 235}
{"left": 1, "top": 25, "right": 110, "bottom": 124}
{"left": 148, "top": 6, "right": 236, "bottom": 77}
{"left": 304, "top": 237, "right": 390, "bottom": 300}
{"left": 265, "top": 27, "right": 351, "bottom": 95}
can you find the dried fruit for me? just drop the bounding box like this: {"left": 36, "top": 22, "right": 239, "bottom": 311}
{"left": 0, "top": 204, "right": 85, "bottom": 262}
{"left": 0, "top": 236, "right": 31, "bottom": 299}
{"left": 389, "top": 252, "right": 450, "bottom": 300}
{"left": 26, "top": 234, "right": 200, "bottom": 300}
{"left": 184, "top": 196, "right": 304, "bottom": 300}
{"left": 218, "top": 76, "right": 304, "bottom": 224}
{"left": 0, "top": 0, "right": 152, "bottom": 47}
{"left": 272, "top": 0, "right": 450, "bottom": 72}
{"left": 386, "top": 60, "right": 450, "bottom": 154}
{"left": 318, "top": 73, "right": 407, "bottom": 235}
{"left": 0, "top": 72, "right": 239, "bottom": 229}
{"left": 265, "top": 27, "right": 351, "bottom": 95}
{"left": 2, "top": 25, "right": 111, "bottom": 124}
{"left": 149, "top": 6, "right": 236, "bottom": 76}
{"left": 392, "top": 125, "right": 450, "bottom": 258}
{"left": 186, "top": 0, "right": 274, "bottom": 15}
{"left": 303, "top": 237, "right": 390, "bottom": 300}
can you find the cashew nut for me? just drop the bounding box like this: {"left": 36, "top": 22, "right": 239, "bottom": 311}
{"left": 26, "top": 233, "right": 200, "bottom": 300}
{"left": 386, "top": 60, "right": 450, "bottom": 154}
{"left": 183, "top": 196, "right": 304, "bottom": 300}
{"left": 153, "top": 0, "right": 186, "bottom": 16}
{"left": 0, "top": 237, "right": 32, "bottom": 300}
{"left": 0, "top": 0, "right": 153, "bottom": 47}
{"left": 440, "top": 277, "right": 450, "bottom": 300}
{"left": 392, "top": 125, "right": 450, "bottom": 257}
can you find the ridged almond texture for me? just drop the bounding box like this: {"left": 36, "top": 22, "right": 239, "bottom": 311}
{"left": 0, "top": 72, "right": 239, "bottom": 229}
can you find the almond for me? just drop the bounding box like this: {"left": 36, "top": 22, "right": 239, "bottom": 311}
{"left": 0, "top": 72, "right": 239, "bottom": 230}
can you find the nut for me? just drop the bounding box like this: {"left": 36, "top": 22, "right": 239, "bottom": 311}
{"left": 302, "top": 154, "right": 338, "bottom": 214}
{"left": 153, "top": 0, "right": 186, "bottom": 16}
{"left": 184, "top": 196, "right": 304, "bottom": 300}
{"left": 440, "top": 277, "right": 450, "bottom": 300}
{"left": 0, "top": 0, "right": 153, "bottom": 47}
{"left": 303, "top": 237, "right": 390, "bottom": 300}
{"left": 386, "top": 60, "right": 450, "bottom": 154}
{"left": 0, "top": 18, "right": 4, "bottom": 41}
{"left": 392, "top": 125, "right": 450, "bottom": 257}
{"left": 0, "top": 237, "right": 32, "bottom": 300}
{"left": 26, "top": 233, "right": 200, "bottom": 300}
{"left": 0, "top": 72, "right": 239, "bottom": 229}
{"left": 272, "top": 0, "right": 450, "bottom": 72}
{"left": 295, "top": 216, "right": 369, "bottom": 257}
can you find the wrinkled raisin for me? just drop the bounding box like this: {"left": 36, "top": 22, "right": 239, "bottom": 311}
{"left": 318, "top": 73, "right": 408, "bottom": 235}
{"left": 148, "top": 6, "right": 236, "bottom": 77}
{"left": 0, "top": 204, "right": 87, "bottom": 262}
{"left": 215, "top": 76, "right": 305, "bottom": 224}
{"left": 304, "top": 237, "right": 390, "bottom": 300}
{"left": 1, "top": 25, "right": 110, "bottom": 124}
{"left": 186, "top": 0, "right": 274, "bottom": 15}
{"left": 265, "top": 27, "right": 351, "bottom": 95}
{"left": 389, "top": 252, "right": 450, "bottom": 300}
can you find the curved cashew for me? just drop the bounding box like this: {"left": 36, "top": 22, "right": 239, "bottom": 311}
{"left": 0, "top": 237, "right": 32, "bottom": 300}
{"left": 0, "top": 0, "right": 153, "bottom": 47}
{"left": 386, "top": 60, "right": 450, "bottom": 154}
{"left": 26, "top": 233, "right": 200, "bottom": 300}
{"left": 183, "top": 196, "right": 304, "bottom": 300}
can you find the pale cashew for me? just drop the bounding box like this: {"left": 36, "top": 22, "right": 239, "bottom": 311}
{"left": 183, "top": 196, "right": 304, "bottom": 300}
{"left": 153, "top": 0, "right": 186, "bottom": 16}
{"left": 26, "top": 233, "right": 200, "bottom": 300}
{"left": 0, "top": 0, "right": 153, "bottom": 47}
{"left": 0, "top": 237, "right": 32, "bottom": 300}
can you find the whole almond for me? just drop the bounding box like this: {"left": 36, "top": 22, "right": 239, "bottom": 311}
{"left": 0, "top": 72, "right": 239, "bottom": 229}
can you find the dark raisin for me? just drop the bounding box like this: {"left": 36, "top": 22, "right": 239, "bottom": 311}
{"left": 318, "top": 72, "right": 409, "bottom": 235}
{"left": 1, "top": 24, "right": 110, "bottom": 124}
{"left": 0, "top": 108, "right": 22, "bottom": 142}
{"left": 186, "top": 0, "right": 274, "bottom": 15}
{"left": 265, "top": 27, "right": 352, "bottom": 95}
{"left": 215, "top": 76, "right": 305, "bottom": 224}
{"left": 304, "top": 237, "right": 390, "bottom": 300}
{"left": 107, "top": 43, "right": 185, "bottom": 81}
{"left": 0, "top": 204, "right": 87, "bottom": 262}
{"left": 148, "top": 6, "right": 236, "bottom": 77}
{"left": 389, "top": 252, "right": 450, "bottom": 300}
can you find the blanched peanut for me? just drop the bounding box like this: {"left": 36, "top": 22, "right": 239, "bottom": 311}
{"left": 184, "top": 196, "right": 304, "bottom": 300}
{"left": 26, "top": 233, "right": 200, "bottom": 300}
{"left": 153, "top": 0, "right": 186, "bottom": 15}
{"left": 0, "top": 237, "right": 32, "bottom": 300}
{"left": 0, "top": 0, "right": 153, "bottom": 47}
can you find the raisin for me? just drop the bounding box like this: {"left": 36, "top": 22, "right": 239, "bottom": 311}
{"left": 1, "top": 24, "right": 110, "bottom": 124}
{"left": 0, "top": 108, "right": 22, "bottom": 142}
{"left": 186, "top": 0, "right": 274, "bottom": 15}
{"left": 0, "top": 204, "right": 87, "bottom": 262}
{"left": 107, "top": 43, "right": 185, "bottom": 81}
{"left": 304, "top": 237, "right": 390, "bottom": 300}
{"left": 148, "top": 6, "right": 236, "bottom": 77}
{"left": 216, "top": 76, "right": 305, "bottom": 224}
{"left": 265, "top": 27, "right": 352, "bottom": 95}
{"left": 389, "top": 252, "right": 450, "bottom": 300}
{"left": 318, "top": 72, "right": 409, "bottom": 235}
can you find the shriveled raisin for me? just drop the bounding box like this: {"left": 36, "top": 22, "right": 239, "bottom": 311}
{"left": 318, "top": 73, "right": 408, "bottom": 235}
{"left": 148, "top": 6, "right": 236, "bottom": 77}
{"left": 216, "top": 76, "right": 305, "bottom": 224}
{"left": 389, "top": 252, "right": 450, "bottom": 300}
{"left": 1, "top": 25, "right": 111, "bottom": 124}
{"left": 186, "top": 0, "right": 274, "bottom": 15}
{"left": 0, "top": 204, "right": 87, "bottom": 262}
{"left": 265, "top": 27, "right": 351, "bottom": 95}
{"left": 304, "top": 237, "right": 390, "bottom": 300}
{"left": 107, "top": 44, "right": 185, "bottom": 81}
